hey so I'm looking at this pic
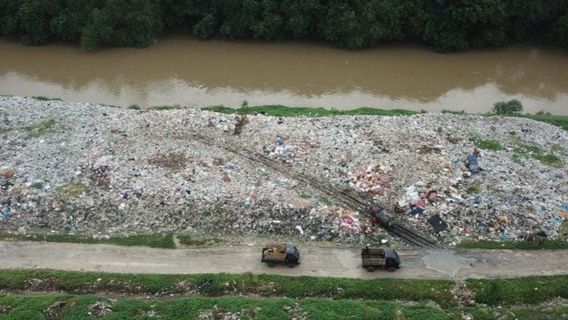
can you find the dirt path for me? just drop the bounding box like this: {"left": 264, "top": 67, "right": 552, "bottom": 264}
{"left": 1, "top": 241, "right": 567, "bottom": 280}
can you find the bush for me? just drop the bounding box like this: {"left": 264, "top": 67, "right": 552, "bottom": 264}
{"left": 2, "top": 0, "right": 568, "bottom": 51}
{"left": 493, "top": 99, "right": 523, "bottom": 115}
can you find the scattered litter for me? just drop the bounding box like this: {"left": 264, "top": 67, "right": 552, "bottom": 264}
{"left": 1, "top": 96, "right": 567, "bottom": 244}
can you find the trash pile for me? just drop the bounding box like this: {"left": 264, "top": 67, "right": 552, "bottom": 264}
{"left": 198, "top": 306, "right": 260, "bottom": 320}
{"left": 88, "top": 301, "right": 113, "bottom": 317}
{"left": 1, "top": 96, "right": 567, "bottom": 245}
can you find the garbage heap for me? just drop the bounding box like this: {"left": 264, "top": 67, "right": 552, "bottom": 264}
{"left": 1, "top": 96, "right": 567, "bottom": 245}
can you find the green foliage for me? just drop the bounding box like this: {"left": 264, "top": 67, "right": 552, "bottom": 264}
{"left": 522, "top": 113, "right": 568, "bottom": 131}
{"left": 128, "top": 104, "right": 140, "bottom": 110}
{"left": 467, "top": 275, "right": 568, "bottom": 305}
{"left": 422, "top": 0, "right": 508, "bottom": 52}
{"left": 512, "top": 143, "right": 563, "bottom": 167}
{"left": 81, "top": 0, "right": 163, "bottom": 50}
{"left": 150, "top": 105, "right": 178, "bottom": 110}
{"left": 2, "top": 0, "right": 568, "bottom": 51}
{"left": 22, "top": 118, "right": 58, "bottom": 138}
{"left": 0, "top": 231, "right": 177, "bottom": 248}
{"left": 202, "top": 105, "right": 418, "bottom": 117}
{"left": 469, "top": 137, "right": 502, "bottom": 151}
{"left": 176, "top": 235, "right": 223, "bottom": 246}
{"left": 493, "top": 99, "right": 523, "bottom": 115}
{"left": 0, "top": 270, "right": 455, "bottom": 305}
{"left": 31, "top": 96, "right": 62, "bottom": 101}
{"left": 0, "top": 295, "right": 452, "bottom": 320}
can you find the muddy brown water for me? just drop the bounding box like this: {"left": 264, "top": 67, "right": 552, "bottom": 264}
{"left": 1, "top": 36, "right": 567, "bottom": 114}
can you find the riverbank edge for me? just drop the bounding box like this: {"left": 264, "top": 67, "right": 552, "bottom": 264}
{"left": 201, "top": 105, "right": 568, "bottom": 131}
{"left": 5, "top": 95, "right": 568, "bottom": 132}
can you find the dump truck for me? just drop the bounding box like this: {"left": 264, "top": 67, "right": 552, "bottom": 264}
{"left": 361, "top": 247, "right": 400, "bottom": 272}
{"left": 261, "top": 243, "right": 300, "bottom": 268}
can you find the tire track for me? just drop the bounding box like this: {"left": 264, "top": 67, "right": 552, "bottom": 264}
{"left": 190, "top": 133, "right": 437, "bottom": 248}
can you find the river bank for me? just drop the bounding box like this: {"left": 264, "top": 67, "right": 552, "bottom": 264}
{"left": 1, "top": 96, "right": 567, "bottom": 246}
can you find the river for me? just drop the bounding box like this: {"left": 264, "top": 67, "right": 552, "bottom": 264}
{"left": 1, "top": 36, "right": 567, "bottom": 114}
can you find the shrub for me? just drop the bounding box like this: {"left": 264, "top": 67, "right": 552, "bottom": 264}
{"left": 493, "top": 99, "right": 523, "bottom": 115}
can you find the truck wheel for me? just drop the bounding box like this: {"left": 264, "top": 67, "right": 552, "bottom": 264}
{"left": 366, "top": 267, "right": 375, "bottom": 272}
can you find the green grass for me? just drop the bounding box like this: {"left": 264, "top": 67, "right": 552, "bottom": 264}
{"left": 30, "top": 182, "right": 44, "bottom": 190}
{"left": 0, "top": 270, "right": 455, "bottom": 305}
{"left": 512, "top": 143, "right": 563, "bottom": 167}
{"left": 296, "top": 189, "right": 311, "bottom": 199}
{"left": 31, "top": 96, "right": 62, "bottom": 101}
{"left": 465, "top": 183, "right": 480, "bottom": 194}
{"left": 21, "top": 118, "right": 58, "bottom": 138}
{"left": 469, "top": 137, "right": 502, "bottom": 151}
{"left": 128, "top": 104, "right": 141, "bottom": 110}
{"left": 0, "top": 232, "right": 176, "bottom": 249}
{"left": 467, "top": 275, "right": 568, "bottom": 306}
{"left": 55, "top": 181, "right": 90, "bottom": 198}
{"left": 150, "top": 105, "right": 178, "bottom": 111}
{"left": 457, "top": 239, "right": 568, "bottom": 250}
{"left": 318, "top": 196, "right": 333, "bottom": 206}
{"left": 201, "top": 105, "right": 568, "bottom": 134}
{"left": 176, "top": 235, "right": 223, "bottom": 246}
{"left": 446, "top": 305, "right": 568, "bottom": 320}
{"left": 1, "top": 294, "right": 567, "bottom": 320}
{"left": 0, "top": 271, "right": 566, "bottom": 319}
{"left": 0, "top": 295, "right": 454, "bottom": 320}
{"left": 441, "top": 109, "right": 467, "bottom": 115}
{"left": 521, "top": 114, "right": 568, "bottom": 131}
{"left": 202, "top": 105, "right": 418, "bottom": 117}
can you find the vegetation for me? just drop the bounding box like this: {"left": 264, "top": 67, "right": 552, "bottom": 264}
{"left": 202, "top": 105, "right": 418, "bottom": 117}
{"left": 201, "top": 104, "right": 568, "bottom": 133}
{"left": 1, "top": 1, "right": 568, "bottom": 51}
{"left": 0, "top": 270, "right": 455, "bottom": 305}
{"left": 55, "top": 181, "right": 90, "bottom": 198}
{"left": 0, "top": 271, "right": 567, "bottom": 319}
{"left": 493, "top": 99, "right": 523, "bottom": 115}
{"left": 150, "top": 105, "right": 179, "bottom": 110}
{"left": 521, "top": 114, "right": 568, "bottom": 131}
{"left": 467, "top": 275, "right": 568, "bottom": 305}
{"left": 457, "top": 239, "right": 568, "bottom": 250}
{"left": 469, "top": 137, "right": 502, "bottom": 151}
{"left": 176, "top": 235, "right": 223, "bottom": 246}
{"left": 0, "top": 231, "right": 176, "bottom": 249}
{"left": 22, "top": 118, "right": 58, "bottom": 138}
{"left": 31, "top": 96, "right": 62, "bottom": 101}
{"left": 512, "top": 143, "right": 563, "bottom": 167}
{"left": 2, "top": 294, "right": 567, "bottom": 320}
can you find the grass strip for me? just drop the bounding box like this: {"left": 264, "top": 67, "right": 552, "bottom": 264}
{"left": 1, "top": 270, "right": 566, "bottom": 308}
{"left": 457, "top": 239, "right": 568, "bottom": 250}
{"left": 466, "top": 275, "right": 568, "bottom": 306}
{"left": 202, "top": 105, "right": 419, "bottom": 117}
{"left": 0, "top": 294, "right": 451, "bottom": 320}
{"left": 202, "top": 105, "right": 568, "bottom": 132}
{"left": 176, "top": 235, "right": 223, "bottom": 246}
{"left": 1, "top": 294, "right": 567, "bottom": 320}
{"left": 0, "top": 231, "right": 176, "bottom": 249}
{"left": 0, "top": 270, "right": 455, "bottom": 305}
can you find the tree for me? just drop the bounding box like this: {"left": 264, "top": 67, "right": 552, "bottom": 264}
{"left": 493, "top": 100, "right": 523, "bottom": 115}
{"left": 81, "top": 0, "right": 163, "bottom": 50}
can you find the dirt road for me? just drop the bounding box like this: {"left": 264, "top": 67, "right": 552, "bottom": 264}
{"left": 1, "top": 241, "right": 567, "bottom": 279}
